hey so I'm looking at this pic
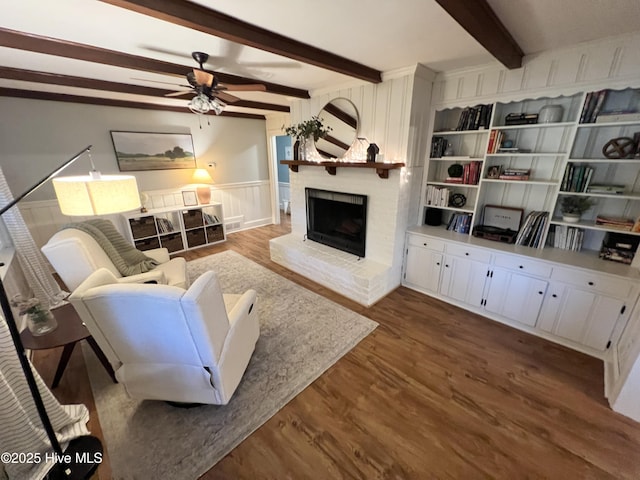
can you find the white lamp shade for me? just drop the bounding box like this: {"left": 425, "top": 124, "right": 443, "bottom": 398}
{"left": 192, "top": 168, "right": 213, "bottom": 183}
{"left": 53, "top": 175, "right": 140, "bottom": 216}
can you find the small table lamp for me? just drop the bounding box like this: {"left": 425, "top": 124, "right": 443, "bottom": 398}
{"left": 192, "top": 168, "right": 214, "bottom": 204}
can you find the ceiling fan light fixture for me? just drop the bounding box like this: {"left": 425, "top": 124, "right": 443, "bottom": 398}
{"left": 188, "top": 93, "right": 211, "bottom": 114}
{"left": 210, "top": 97, "right": 226, "bottom": 115}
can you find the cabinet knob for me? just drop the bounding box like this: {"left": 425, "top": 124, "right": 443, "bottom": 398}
{"left": 588, "top": 281, "right": 594, "bottom": 286}
{"left": 465, "top": 252, "right": 469, "bottom": 256}
{"left": 538, "top": 291, "right": 543, "bottom": 295}
{"left": 436, "top": 262, "right": 440, "bottom": 266}
{"left": 519, "top": 265, "right": 523, "bottom": 269}
{"left": 552, "top": 294, "right": 557, "bottom": 298}
{"left": 423, "top": 243, "right": 427, "bottom": 246}
{"left": 445, "top": 264, "right": 450, "bottom": 268}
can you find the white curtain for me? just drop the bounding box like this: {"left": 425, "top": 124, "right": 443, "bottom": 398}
{"left": 0, "top": 167, "right": 67, "bottom": 308}
{"left": 0, "top": 317, "right": 90, "bottom": 480}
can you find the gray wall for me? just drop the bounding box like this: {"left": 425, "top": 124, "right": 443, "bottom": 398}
{"left": 0, "top": 97, "right": 269, "bottom": 201}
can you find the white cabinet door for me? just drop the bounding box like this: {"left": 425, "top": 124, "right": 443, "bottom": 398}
{"left": 538, "top": 283, "right": 626, "bottom": 351}
{"left": 483, "top": 268, "right": 548, "bottom": 326}
{"left": 404, "top": 245, "right": 442, "bottom": 293}
{"left": 439, "top": 255, "right": 488, "bottom": 307}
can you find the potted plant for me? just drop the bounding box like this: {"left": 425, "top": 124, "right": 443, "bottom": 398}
{"left": 283, "top": 116, "right": 332, "bottom": 160}
{"left": 560, "top": 196, "right": 594, "bottom": 223}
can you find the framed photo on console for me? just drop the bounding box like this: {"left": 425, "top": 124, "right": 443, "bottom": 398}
{"left": 110, "top": 131, "right": 196, "bottom": 171}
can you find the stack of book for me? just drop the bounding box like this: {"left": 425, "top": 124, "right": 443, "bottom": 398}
{"left": 499, "top": 168, "right": 530, "bottom": 181}
{"left": 515, "top": 211, "right": 549, "bottom": 247}
{"left": 455, "top": 104, "right": 493, "bottom": 131}
{"left": 550, "top": 225, "right": 584, "bottom": 251}
{"left": 579, "top": 90, "right": 608, "bottom": 124}
{"left": 430, "top": 136, "right": 447, "bottom": 158}
{"left": 425, "top": 185, "right": 450, "bottom": 207}
{"left": 595, "top": 215, "right": 634, "bottom": 231}
{"left": 561, "top": 163, "right": 594, "bottom": 192}
{"left": 446, "top": 213, "right": 472, "bottom": 234}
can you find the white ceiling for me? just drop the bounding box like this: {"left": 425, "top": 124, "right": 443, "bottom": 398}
{"left": 1, "top": 0, "right": 638, "bottom": 116}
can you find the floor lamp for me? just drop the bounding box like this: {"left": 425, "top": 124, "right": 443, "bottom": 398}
{"left": 0, "top": 145, "right": 140, "bottom": 479}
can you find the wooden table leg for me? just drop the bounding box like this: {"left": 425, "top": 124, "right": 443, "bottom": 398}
{"left": 52, "top": 341, "right": 77, "bottom": 388}
{"left": 86, "top": 336, "right": 118, "bottom": 384}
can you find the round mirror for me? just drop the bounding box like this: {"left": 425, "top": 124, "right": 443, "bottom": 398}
{"left": 315, "top": 98, "right": 359, "bottom": 159}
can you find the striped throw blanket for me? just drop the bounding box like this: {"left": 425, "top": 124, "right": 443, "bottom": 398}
{"left": 63, "top": 219, "right": 159, "bottom": 276}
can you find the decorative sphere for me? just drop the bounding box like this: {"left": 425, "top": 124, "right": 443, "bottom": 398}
{"left": 502, "top": 139, "right": 514, "bottom": 148}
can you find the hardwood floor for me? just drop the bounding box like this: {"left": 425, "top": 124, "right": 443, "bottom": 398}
{"left": 33, "top": 214, "right": 640, "bottom": 479}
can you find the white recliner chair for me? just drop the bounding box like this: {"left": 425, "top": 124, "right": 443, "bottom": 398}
{"left": 69, "top": 268, "right": 259, "bottom": 405}
{"left": 41, "top": 228, "right": 189, "bottom": 291}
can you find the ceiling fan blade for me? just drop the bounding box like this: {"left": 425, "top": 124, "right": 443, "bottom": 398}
{"left": 216, "top": 91, "right": 240, "bottom": 103}
{"left": 164, "top": 89, "right": 193, "bottom": 97}
{"left": 219, "top": 83, "right": 267, "bottom": 92}
{"left": 193, "top": 69, "right": 214, "bottom": 87}
{"left": 131, "top": 77, "right": 187, "bottom": 87}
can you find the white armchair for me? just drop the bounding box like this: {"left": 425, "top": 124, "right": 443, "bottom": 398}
{"left": 41, "top": 228, "right": 189, "bottom": 291}
{"left": 69, "top": 268, "right": 259, "bottom": 405}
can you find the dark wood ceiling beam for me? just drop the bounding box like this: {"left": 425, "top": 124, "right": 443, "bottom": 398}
{"left": 0, "top": 27, "right": 309, "bottom": 98}
{"left": 100, "top": 0, "right": 382, "bottom": 83}
{"left": 434, "top": 0, "right": 523, "bottom": 69}
{"left": 0, "top": 87, "right": 266, "bottom": 120}
{"left": 0, "top": 66, "right": 290, "bottom": 112}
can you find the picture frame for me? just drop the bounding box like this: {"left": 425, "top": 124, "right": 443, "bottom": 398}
{"left": 182, "top": 190, "right": 198, "bottom": 207}
{"left": 110, "top": 131, "right": 197, "bottom": 171}
{"left": 487, "top": 165, "right": 502, "bottom": 179}
{"left": 284, "top": 146, "right": 293, "bottom": 160}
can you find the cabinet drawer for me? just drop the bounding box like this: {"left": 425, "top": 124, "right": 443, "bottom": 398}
{"left": 407, "top": 234, "right": 444, "bottom": 252}
{"left": 445, "top": 243, "right": 491, "bottom": 263}
{"left": 551, "top": 267, "right": 632, "bottom": 298}
{"left": 493, "top": 254, "right": 552, "bottom": 278}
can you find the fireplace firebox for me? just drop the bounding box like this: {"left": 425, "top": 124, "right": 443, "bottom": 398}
{"left": 305, "top": 188, "right": 367, "bottom": 257}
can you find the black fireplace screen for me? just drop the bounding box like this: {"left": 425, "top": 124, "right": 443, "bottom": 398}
{"left": 305, "top": 188, "right": 367, "bottom": 257}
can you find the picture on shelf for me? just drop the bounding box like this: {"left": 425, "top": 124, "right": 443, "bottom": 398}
{"left": 182, "top": 190, "right": 198, "bottom": 206}
{"left": 487, "top": 165, "right": 502, "bottom": 179}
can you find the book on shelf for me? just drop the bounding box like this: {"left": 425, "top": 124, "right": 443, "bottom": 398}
{"left": 497, "top": 147, "right": 532, "bottom": 153}
{"left": 580, "top": 90, "right": 608, "bottom": 124}
{"left": 585, "top": 184, "right": 625, "bottom": 194}
{"left": 455, "top": 104, "right": 493, "bottom": 131}
{"left": 425, "top": 185, "right": 450, "bottom": 207}
{"left": 550, "top": 225, "right": 584, "bottom": 251}
{"left": 562, "top": 164, "right": 594, "bottom": 192}
{"left": 595, "top": 215, "right": 634, "bottom": 231}
{"left": 498, "top": 175, "right": 529, "bottom": 181}
{"left": 446, "top": 213, "right": 472, "bottom": 234}
{"left": 515, "top": 211, "right": 548, "bottom": 247}
{"left": 595, "top": 111, "right": 640, "bottom": 123}
{"left": 445, "top": 177, "right": 463, "bottom": 183}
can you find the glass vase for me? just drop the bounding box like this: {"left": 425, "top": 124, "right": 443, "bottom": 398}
{"left": 24, "top": 307, "right": 58, "bottom": 336}
{"left": 298, "top": 136, "right": 307, "bottom": 161}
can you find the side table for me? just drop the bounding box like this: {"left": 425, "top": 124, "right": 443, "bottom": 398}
{"left": 20, "top": 303, "right": 117, "bottom": 388}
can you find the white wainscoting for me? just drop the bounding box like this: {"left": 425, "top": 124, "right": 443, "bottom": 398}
{"left": 432, "top": 32, "right": 640, "bottom": 109}
{"left": 20, "top": 180, "right": 272, "bottom": 249}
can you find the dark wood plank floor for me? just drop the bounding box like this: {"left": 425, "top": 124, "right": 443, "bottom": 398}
{"left": 33, "top": 215, "right": 640, "bottom": 479}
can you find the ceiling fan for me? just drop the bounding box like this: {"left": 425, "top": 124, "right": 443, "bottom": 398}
{"left": 164, "top": 51, "right": 267, "bottom": 115}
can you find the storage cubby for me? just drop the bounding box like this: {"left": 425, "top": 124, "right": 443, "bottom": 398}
{"left": 124, "top": 203, "right": 226, "bottom": 253}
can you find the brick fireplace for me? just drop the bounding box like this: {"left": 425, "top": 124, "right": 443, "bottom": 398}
{"left": 270, "top": 164, "right": 410, "bottom": 306}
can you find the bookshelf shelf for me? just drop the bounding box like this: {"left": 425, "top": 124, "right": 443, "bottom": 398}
{"left": 427, "top": 181, "right": 479, "bottom": 188}
{"left": 482, "top": 179, "right": 558, "bottom": 186}
{"left": 495, "top": 122, "right": 575, "bottom": 130}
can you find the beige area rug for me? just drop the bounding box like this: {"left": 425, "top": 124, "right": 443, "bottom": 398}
{"left": 83, "top": 250, "right": 377, "bottom": 479}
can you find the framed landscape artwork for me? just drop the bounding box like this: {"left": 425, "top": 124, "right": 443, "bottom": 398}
{"left": 110, "top": 131, "right": 197, "bottom": 171}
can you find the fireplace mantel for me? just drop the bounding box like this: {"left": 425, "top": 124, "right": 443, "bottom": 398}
{"left": 280, "top": 160, "right": 405, "bottom": 179}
